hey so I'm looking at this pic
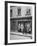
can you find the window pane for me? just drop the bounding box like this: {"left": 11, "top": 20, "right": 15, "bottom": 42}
{"left": 18, "top": 8, "right": 21, "bottom": 16}
{"left": 10, "top": 9, "right": 12, "bottom": 17}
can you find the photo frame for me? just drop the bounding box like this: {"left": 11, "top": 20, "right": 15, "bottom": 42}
{"left": 5, "top": 1, "right": 36, "bottom": 45}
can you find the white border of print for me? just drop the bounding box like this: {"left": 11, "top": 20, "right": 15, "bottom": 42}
{"left": 8, "top": 3, "right": 35, "bottom": 43}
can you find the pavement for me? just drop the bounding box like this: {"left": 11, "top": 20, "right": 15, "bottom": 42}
{"left": 10, "top": 32, "right": 32, "bottom": 40}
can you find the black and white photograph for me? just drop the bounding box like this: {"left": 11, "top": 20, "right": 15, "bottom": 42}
{"left": 5, "top": 1, "right": 36, "bottom": 45}
{"left": 10, "top": 6, "right": 32, "bottom": 40}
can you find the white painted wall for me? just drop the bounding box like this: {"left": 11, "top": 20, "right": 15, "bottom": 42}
{"left": 11, "top": 6, "right": 32, "bottom": 17}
